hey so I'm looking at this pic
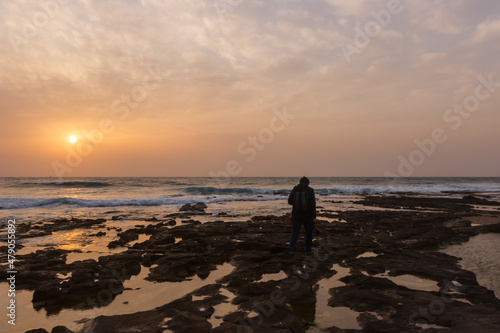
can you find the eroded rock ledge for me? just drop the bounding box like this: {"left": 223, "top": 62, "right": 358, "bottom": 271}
{"left": 4, "top": 195, "right": 500, "bottom": 332}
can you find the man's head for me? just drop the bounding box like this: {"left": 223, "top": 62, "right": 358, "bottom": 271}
{"left": 299, "top": 176, "right": 310, "bottom": 186}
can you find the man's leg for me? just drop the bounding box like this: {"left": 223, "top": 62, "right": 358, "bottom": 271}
{"left": 304, "top": 220, "right": 314, "bottom": 253}
{"left": 289, "top": 219, "right": 302, "bottom": 251}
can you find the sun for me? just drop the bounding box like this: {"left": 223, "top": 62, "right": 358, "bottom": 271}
{"left": 69, "top": 135, "right": 78, "bottom": 144}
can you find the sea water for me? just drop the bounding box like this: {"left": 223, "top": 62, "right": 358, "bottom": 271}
{"left": 1, "top": 177, "right": 500, "bottom": 223}
{"left": 1, "top": 177, "right": 499, "bottom": 331}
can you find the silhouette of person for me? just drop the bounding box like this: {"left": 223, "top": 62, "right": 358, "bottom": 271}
{"left": 288, "top": 176, "right": 316, "bottom": 254}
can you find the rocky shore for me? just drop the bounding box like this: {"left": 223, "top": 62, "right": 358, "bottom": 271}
{"left": 2, "top": 195, "right": 500, "bottom": 332}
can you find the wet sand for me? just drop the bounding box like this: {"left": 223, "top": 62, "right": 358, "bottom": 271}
{"left": 1, "top": 194, "right": 500, "bottom": 332}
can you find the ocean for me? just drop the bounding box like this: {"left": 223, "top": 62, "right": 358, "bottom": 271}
{"left": 1, "top": 177, "right": 500, "bottom": 224}
{"left": 1, "top": 177, "right": 500, "bottom": 332}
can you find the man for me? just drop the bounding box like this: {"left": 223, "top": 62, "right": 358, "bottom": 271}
{"left": 288, "top": 176, "right": 316, "bottom": 254}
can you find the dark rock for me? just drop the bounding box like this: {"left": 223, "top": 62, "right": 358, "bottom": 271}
{"left": 215, "top": 211, "right": 232, "bottom": 217}
{"left": 355, "top": 195, "right": 475, "bottom": 211}
{"left": 99, "top": 252, "right": 143, "bottom": 280}
{"left": 33, "top": 275, "right": 124, "bottom": 314}
{"left": 484, "top": 223, "right": 500, "bottom": 233}
{"left": 462, "top": 195, "right": 500, "bottom": 205}
{"left": 147, "top": 254, "right": 214, "bottom": 282}
{"left": 14, "top": 270, "right": 58, "bottom": 290}
{"left": 118, "top": 229, "right": 139, "bottom": 242}
{"left": 181, "top": 219, "right": 202, "bottom": 225}
{"left": 83, "top": 309, "right": 165, "bottom": 332}
{"left": 221, "top": 311, "right": 249, "bottom": 324}
{"left": 166, "top": 311, "right": 212, "bottom": 333}
{"left": 239, "top": 281, "right": 278, "bottom": 296}
{"left": 32, "top": 282, "right": 62, "bottom": 303}
{"left": 179, "top": 202, "right": 207, "bottom": 212}
{"left": 15, "top": 196, "right": 500, "bottom": 332}
{"left": 251, "top": 215, "right": 278, "bottom": 221}
{"left": 68, "top": 268, "right": 95, "bottom": 284}
{"left": 249, "top": 305, "right": 304, "bottom": 332}
{"left": 51, "top": 326, "right": 74, "bottom": 333}
{"left": 29, "top": 251, "right": 145, "bottom": 314}
{"left": 107, "top": 239, "right": 126, "bottom": 248}
{"left": 212, "top": 322, "right": 239, "bottom": 332}
{"left": 147, "top": 231, "right": 175, "bottom": 246}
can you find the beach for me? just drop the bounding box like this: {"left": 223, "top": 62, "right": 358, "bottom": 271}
{"left": 3, "top": 0, "right": 500, "bottom": 332}
{"left": 1, "top": 178, "right": 500, "bottom": 332}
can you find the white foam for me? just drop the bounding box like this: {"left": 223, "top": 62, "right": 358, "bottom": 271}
{"left": 0, "top": 195, "right": 284, "bottom": 210}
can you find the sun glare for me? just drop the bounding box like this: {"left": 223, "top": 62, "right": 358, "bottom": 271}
{"left": 69, "top": 135, "right": 78, "bottom": 144}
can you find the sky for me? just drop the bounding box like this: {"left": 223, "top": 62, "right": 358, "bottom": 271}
{"left": 0, "top": 0, "right": 499, "bottom": 177}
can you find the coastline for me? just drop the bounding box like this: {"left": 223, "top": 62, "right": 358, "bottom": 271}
{"left": 1, "top": 193, "right": 500, "bottom": 332}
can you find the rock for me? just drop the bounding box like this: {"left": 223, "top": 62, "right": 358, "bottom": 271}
{"left": 14, "top": 269, "right": 58, "bottom": 290}
{"left": 32, "top": 282, "right": 62, "bottom": 303}
{"left": 466, "top": 285, "right": 499, "bottom": 304}
{"left": 239, "top": 281, "right": 278, "bottom": 296}
{"left": 179, "top": 202, "right": 207, "bottom": 212}
{"left": 33, "top": 275, "right": 124, "bottom": 314}
{"left": 107, "top": 239, "right": 126, "bottom": 248}
{"left": 51, "top": 326, "right": 75, "bottom": 333}
{"left": 68, "top": 268, "right": 95, "bottom": 284}
{"left": 215, "top": 211, "right": 232, "bottom": 217}
{"left": 251, "top": 215, "right": 278, "bottom": 221}
{"left": 166, "top": 311, "right": 212, "bottom": 333}
{"left": 484, "top": 223, "right": 500, "bottom": 233}
{"left": 99, "top": 252, "right": 143, "bottom": 280}
{"left": 82, "top": 309, "right": 165, "bottom": 333}
{"left": 197, "top": 266, "right": 212, "bottom": 279}
{"left": 118, "top": 229, "right": 139, "bottom": 242}
{"left": 26, "top": 329, "right": 49, "bottom": 333}
{"left": 355, "top": 195, "right": 475, "bottom": 211}
{"left": 181, "top": 219, "right": 202, "bottom": 225}
{"left": 16, "top": 196, "right": 500, "bottom": 332}
{"left": 246, "top": 305, "right": 304, "bottom": 332}
{"left": 147, "top": 254, "right": 214, "bottom": 282}
{"left": 212, "top": 322, "right": 239, "bottom": 332}
{"left": 462, "top": 195, "right": 500, "bottom": 205}
{"left": 29, "top": 252, "right": 143, "bottom": 314}
{"left": 147, "top": 231, "right": 175, "bottom": 246}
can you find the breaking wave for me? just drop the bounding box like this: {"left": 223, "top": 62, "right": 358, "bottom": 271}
{"left": 26, "top": 181, "right": 112, "bottom": 188}
{"left": 0, "top": 195, "right": 282, "bottom": 210}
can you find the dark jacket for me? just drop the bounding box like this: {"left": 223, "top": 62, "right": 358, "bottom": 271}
{"left": 288, "top": 184, "right": 316, "bottom": 221}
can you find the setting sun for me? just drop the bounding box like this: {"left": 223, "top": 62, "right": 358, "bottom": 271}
{"left": 1, "top": 2, "right": 500, "bottom": 332}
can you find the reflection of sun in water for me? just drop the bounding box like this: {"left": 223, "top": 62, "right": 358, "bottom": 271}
{"left": 69, "top": 135, "right": 78, "bottom": 144}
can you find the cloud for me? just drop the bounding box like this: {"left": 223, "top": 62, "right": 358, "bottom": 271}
{"left": 1, "top": 0, "right": 500, "bottom": 176}
{"left": 324, "top": 0, "right": 366, "bottom": 17}
{"left": 408, "top": 0, "right": 465, "bottom": 36}
{"left": 469, "top": 19, "right": 500, "bottom": 43}
{"left": 379, "top": 29, "right": 403, "bottom": 39}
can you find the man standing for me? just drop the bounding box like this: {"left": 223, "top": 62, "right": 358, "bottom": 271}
{"left": 288, "top": 176, "right": 316, "bottom": 254}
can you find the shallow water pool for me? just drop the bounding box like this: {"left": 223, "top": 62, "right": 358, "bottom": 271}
{"left": 441, "top": 232, "right": 500, "bottom": 297}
